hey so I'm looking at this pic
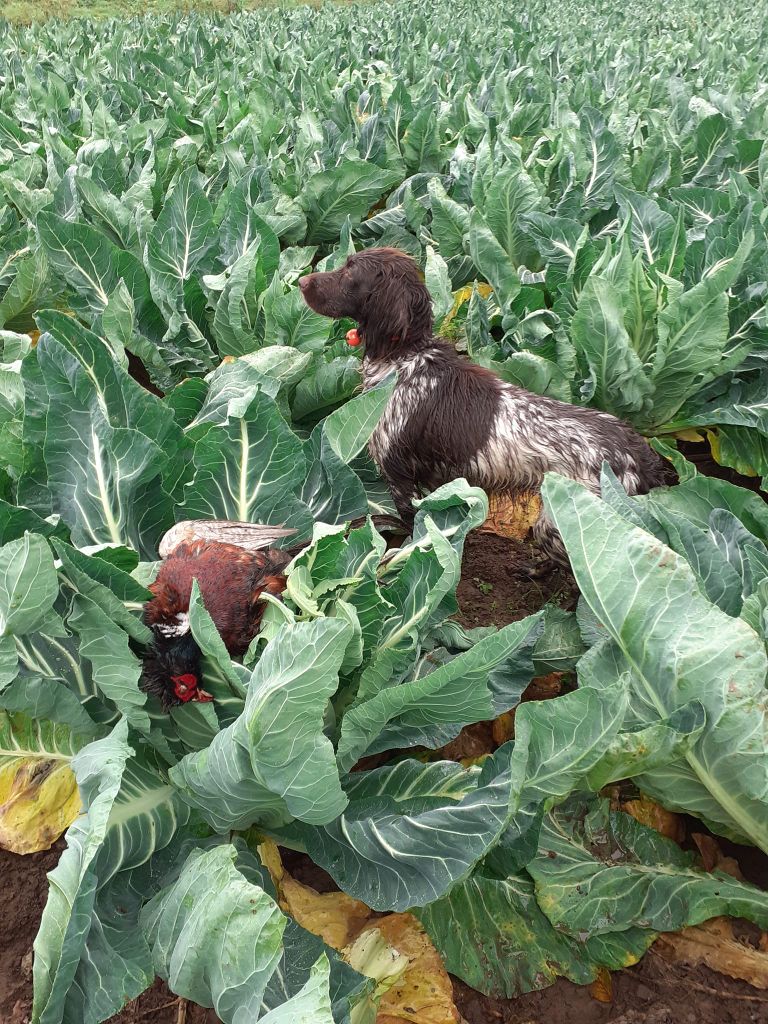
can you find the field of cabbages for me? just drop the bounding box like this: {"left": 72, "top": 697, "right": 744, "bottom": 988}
{"left": 1, "top": 0, "right": 768, "bottom": 1021}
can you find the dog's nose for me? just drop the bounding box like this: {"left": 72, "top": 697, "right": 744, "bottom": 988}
{"left": 298, "top": 275, "right": 310, "bottom": 292}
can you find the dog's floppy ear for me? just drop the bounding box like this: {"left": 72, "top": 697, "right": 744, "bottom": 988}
{"left": 359, "top": 254, "right": 433, "bottom": 350}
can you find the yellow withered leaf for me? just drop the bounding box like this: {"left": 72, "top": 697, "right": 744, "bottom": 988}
{"left": 281, "top": 874, "right": 374, "bottom": 950}
{"left": 588, "top": 966, "right": 613, "bottom": 1003}
{"left": 0, "top": 757, "right": 80, "bottom": 854}
{"left": 480, "top": 491, "right": 542, "bottom": 541}
{"left": 491, "top": 710, "right": 515, "bottom": 746}
{"left": 258, "top": 838, "right": 373, "bottom": 949}
{"left": 367, "top": 914, "right": 461, "bottom": 1024}
{"left": 690, "top": 831, "right": 745, "bottom": 880}
{"left": 672, "top": 428, "right": 706, "bottom": 443}
{"left": 258, "top": 842, "right": 461, "bottom": 1023}
{"left": 655, "top": 918, "right": 768, "bottom": 990}
{"left": 622, "top": 794, "right": 685, "bottom": 844}
{"left": 0, "top": 711, "right": 85, "bottom": 855}
{"left": 442, "top": 283, "right": 494, "bottom": 326}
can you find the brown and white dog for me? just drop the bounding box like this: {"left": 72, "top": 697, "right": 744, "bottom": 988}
{"left": 299, "top": 247, "right": 667, "bottom": 566}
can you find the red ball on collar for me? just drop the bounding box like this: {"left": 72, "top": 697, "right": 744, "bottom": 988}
{"left": 346, "top": 328, "right": 401, "bottom": 347}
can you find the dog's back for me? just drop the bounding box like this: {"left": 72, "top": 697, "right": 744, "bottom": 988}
{"left": 363, "top": 338, "right": 666, "bottom": 557}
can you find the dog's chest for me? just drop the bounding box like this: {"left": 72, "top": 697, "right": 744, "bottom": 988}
{"left": 362, "top": 355, "right": 436, "bottom": 460}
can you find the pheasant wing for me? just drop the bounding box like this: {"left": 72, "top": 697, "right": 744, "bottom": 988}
{"left": 159, "top": 520, "right": 298, "bottom": 559}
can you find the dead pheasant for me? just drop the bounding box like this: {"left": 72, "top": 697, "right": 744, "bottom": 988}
{"left": 141, "top": 521, "right": 297, "bottom": 708}
{"left": 141, "top": 516, "right": 405, "bottom": 708}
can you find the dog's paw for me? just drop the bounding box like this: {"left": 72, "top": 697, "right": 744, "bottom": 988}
{"left": 526, "top": 554, "right": 560, "bottom": 580}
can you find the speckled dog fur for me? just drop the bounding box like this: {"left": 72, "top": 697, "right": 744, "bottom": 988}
{"left": 299, "top": 248, "right": 666, "bottom": 565}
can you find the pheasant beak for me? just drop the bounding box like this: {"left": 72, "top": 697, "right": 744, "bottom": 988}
{"left": 171, "top": 673, "right": 213, "bottom": 704}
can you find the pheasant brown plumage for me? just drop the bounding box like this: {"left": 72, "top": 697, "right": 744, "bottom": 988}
{"left": 145, "top": 539, "right": 290, "bottom": 655}
{"left": 141, "top": 523, "right": 298, "bottom": 708}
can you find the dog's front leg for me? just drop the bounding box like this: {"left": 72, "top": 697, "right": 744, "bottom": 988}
{"left": 380, "top": 468, "right": 418, "bottom": 532}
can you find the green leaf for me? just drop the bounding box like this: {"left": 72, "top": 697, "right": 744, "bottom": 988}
{"left": 170, "top": 619, "right": 351, "bottom": 830}
{"left": 575, "top": 107, "right": 624, "bottom": 212}
{"left": 529, "top": 795, "right": 768, "bottom": 935}
{"left": 584, "top": 699, "right": 707, "bottom": 790}
{"left": 476, "top": 351, "right": 572, "bottom": 402}
{"left": 259, "top": 955, "right": 335, "bottom": 1024}
{"left": 52, "top": 540, "right": 152, "bottom": 643}
{"left": 402, "top": 107, "right": 441, "bottom": 173}
{"left": 644, "top": 474, "right": 768, "bottom": 543}
{"left": 427, "top": 179, "right": 470, "bottom": 262}
{"left": 32, "top": 745, "right": 195, "bottom": 1023}
{"left": 483, "top": 161, "right": 543, "bottom": 269}
{"left": 424, "top": 246, "right": 453, "bottom": 323}
{"left": 515, "top": 679, "right": 628, "bottom": 804}
{"left": 531, "top": 606, "right": 585, "bottom": 673}
{"left": 285, "top": 755, "right": 517, "bottom": 911}
{"left": 520, "top": 213, "right": 585, "bottom": 296}
{"left": 101, "top": 280, "right": 135, "bottom": 357}
{"left": 26, "top": 313, "right": 179, "bottom": 555}
{"left": 240, "top": 347, "right": 313, "bottom": 389}
{"left": 0, "top": 707, "right": 89, "bottom": 770}
{"left": 649, "top": 438, "right": 699, "bottom": 483}
{"left": 262, "top": 277, "right": 332, "bottom": 352}
{"left": 542, "top": 473, "right": 768, "bottom": 852}
{"left": 417, "top": 867, "right": 654, "bottom": 998}
{"left": 0, "top": 533, "right": 59, "bottom": 637}
{"left": 141, "top": 845, "right": 286, "bottom": 1023}
{"left": 692, "top": 113, "right": 731, "bottom": 184}
{"left": 36, "top": 212, "right": 116, "bottom": 319}
{"left": 300, "top": 161, "right": 401, "bottom": 244}
{"left": 68, "top": 594, "right": 151, "bottom": 736}
{"left": 623, "top": 253, "right": 658, "bottom": 363}
{"left": 320, "top": 375, "right": 395, "bottom": 465}
{"left": 0, "top": 253, "right": 50, "bottom": 331}
{"left": 570, "top": 277, "right": 653, "bottom": 418}
{"left": 180, "top": 388, "right": 311, "bottom": 534}
{"left": 210, "top": 246, "right": 264, "bottom": 357}
{"left": 0, "top": 676, "right": 99, "bottom": 737}
{"left": 468, "top": 209, "right": 521, "bottom": 308}
{"left": 649, "top": 230, "right": 754, "bottom": 427}
{"left": 146, "top": 168, "right": 217, "bottom": 317}
{"left": 292, "top": 356, "right": 361, "bottom": 422}
{"left": 615, "top": 185, "right": 676, "bottom": 267}
{"left": 32, "top": 722, "right": 131, "bottom": 1024}
{"left": 337, "top": 615, "right": 541, "bottom": 771}
{"left": 187, "top": 581, "right": 247, "bottom": 698}
{"left": 649, "top": 506, "right": 744, "bottom": 615}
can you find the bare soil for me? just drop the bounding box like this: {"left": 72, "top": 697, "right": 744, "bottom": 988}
{"left": 2, "top": 528, "right": 767, "bottom": 1024}
{"left": 456, "top": 530, "right": 576, "bottom": 629}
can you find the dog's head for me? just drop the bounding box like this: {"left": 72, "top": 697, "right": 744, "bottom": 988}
{"left": 299, "top": 248, "right": 433, "bottom": 356}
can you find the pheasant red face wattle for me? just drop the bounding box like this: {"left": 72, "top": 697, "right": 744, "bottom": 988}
{"left": 171, "top": 673, "right": 213, "bottom": 704}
